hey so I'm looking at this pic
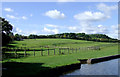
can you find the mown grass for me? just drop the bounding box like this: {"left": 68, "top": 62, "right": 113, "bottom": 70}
{"left": 8, "top": 39, "right": 115, "bottom": 48}
{"left": 2, "top": 39, "right": 118, "bottom": 76}
{"left": 4, "top": 45, "right": 118, "bottom": 68}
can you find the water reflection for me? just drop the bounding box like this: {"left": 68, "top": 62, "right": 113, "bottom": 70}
{"left": 62, "top": 58, "right": 119, "bottom": 76}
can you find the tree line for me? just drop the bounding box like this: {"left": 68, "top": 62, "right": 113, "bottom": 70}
{"left": 1, "top": 17, "right": 119, "bottom": 46}
{"left": 14, "top": 33, "right": 118, "bottom": 42}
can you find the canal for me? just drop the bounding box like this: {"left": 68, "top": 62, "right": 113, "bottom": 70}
{"left": 60, "top": 58, "right": 119, "bottom": 76}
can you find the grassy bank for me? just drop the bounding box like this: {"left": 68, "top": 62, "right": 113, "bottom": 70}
{"left": 2, "top": 39, "right": 118, "bottom": 76}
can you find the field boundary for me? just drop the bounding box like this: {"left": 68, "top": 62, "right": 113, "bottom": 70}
{"left": 2, "top": 43, "right": 117, "bottom": 58}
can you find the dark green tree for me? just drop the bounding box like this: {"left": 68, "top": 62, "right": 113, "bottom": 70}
{"left": 14, "top": 34, "right": 23, "bottom": 41}
{"left": 69, "top": 33, "right": 76, "bottom": 39}
{"left": 1, "top": 17, "right": 13, "bottom": 46}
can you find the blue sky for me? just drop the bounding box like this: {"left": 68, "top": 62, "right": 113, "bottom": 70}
{"left": 2, "top": 2, "right": 118, "bottom": 38}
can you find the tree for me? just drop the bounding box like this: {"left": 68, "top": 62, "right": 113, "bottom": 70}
{"left": 69, "top": 33, "right": 76, "bottom": 39}
{"left": 1, "top": 17, "right": 13, "bottom": 46}
{"left": 76, "top": 33, "right": 85, "bottom": 39}
{"left": 14, "top": 34, "right": 23, "bottom": 41}
{"left": 83, "top": 35, "right": 91, "bottom": 40}
{"left": 29, "top": 34, "right": 35, "bottom": 39}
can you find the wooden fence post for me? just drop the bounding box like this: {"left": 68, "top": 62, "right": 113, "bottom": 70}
{"left": 21, "top": 47, "right": 22, "bottom": 51}
{"left": 17, "top": 47, "right": 18, "bottom": 51}
{"left": 9, "top": 47, "right": 11, "bottom": 51}
{"left": 68, "top": 48, "right": 69, "bottom": 54}
{"left": 15, "top": 49, "right": 17, "bottom": 57}
{"left": 54, "top": 49, "right": 55, "bottom": 55}
{"left": 59, "top": 48, "right": 61, "bottom": 55}
{"left": 41, "top": 49, "right": 43, "bottom": 56}
{"left": 64, "top": 48, "right": 65, "bottom": 54}
{"left": 10, "top": 48, "right": 14, "bottom": 51}
{"left": 72, "top": 48, "right": 73, "bottom": 53}
{"left": 28, "top": 48, "right": 29, "bottom": 51}
{"left": 48, "top": 49, "right": 49, "bottom": 56}
{"left": 34, "top": 49, "right": 35, "bottom": 56}
{"left": 76, "top": 48, "right": 77, "bottom": 53}
{"left": 24, "top": 49, "right": 26, "bottom": 57}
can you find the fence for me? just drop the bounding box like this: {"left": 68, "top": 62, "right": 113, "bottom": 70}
{"left": 2, "top": 43, "right": 117, "bottom": 57}
{"left": 3, "top": 47, "right": 100, "bottom": 57}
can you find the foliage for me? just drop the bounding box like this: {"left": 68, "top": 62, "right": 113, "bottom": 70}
{"left": 23, "top": 33, "right": 118, "bottom": 43}
{"left": 1, "top": 17, "right": 13, "bottom": 46}
{"left": 14, "top": 34, "right": 23, "bottom": 41}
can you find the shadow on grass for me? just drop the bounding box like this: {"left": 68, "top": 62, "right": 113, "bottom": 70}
{"left": 5, "top": 44, "right": 16, "bottom": 48}
{"left": 2, "top": 62, "right": 50, "bottom": 77}
{"left": 2, "top": 62, "right": 81, "bottom": 77}
{"left": 5, "top": 42, "right": 17, "bottom": 48}
{"left": 2, "top": 53, "right": 31, "bottom": 61}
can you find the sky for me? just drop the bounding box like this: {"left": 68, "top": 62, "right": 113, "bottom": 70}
{"left": 2, "top": 2, "right": 118, "bottom": 39}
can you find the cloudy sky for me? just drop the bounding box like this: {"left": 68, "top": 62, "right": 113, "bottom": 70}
{"left": 2, "top": 2, "right": 118, "bottom": 38}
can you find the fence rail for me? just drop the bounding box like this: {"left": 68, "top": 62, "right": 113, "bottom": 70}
{"left": 2, "top": 43, "right": 117, "bottom": 57}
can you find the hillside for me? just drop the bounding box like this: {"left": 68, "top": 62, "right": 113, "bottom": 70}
{"left": 15, "top": 33, "right": 118, "bottom": 42}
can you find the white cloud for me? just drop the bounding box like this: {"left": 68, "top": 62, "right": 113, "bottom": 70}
{"left": 43, "top": 27, "right": 59, "bottom": 34}
{"left": 97, "top": 3, "right": 118, "bottom": 15}
{"left": 22, "top": 16, "right": 27, "bottom": 20}
{"left": 80, "top": 23, "right": 118, "bottom": 39}
{"left": 107, "top": 25, "right": 118, "bottom": 39}
{"left": 30, "top": 14, "right": 33, "bottom": 17}
{"left": 73, "top": 3, "right": 117, "bottom": 36}
{"left": 29, "top": 31, "right": 38, "bottom": 35}
{"left": 45, "top": 9, "right": 65, "bottom": 19}
{"left": 15, "top": 28, "right": 22, "bottom": 33}
{"left": 74, "top": 11, "right": 109, "bottom": 22}
{"left": 68, "top": 26, "right": 77, "bottom": 31}
{"left": 96, "top": 25, "right": 108, "bottom": 33}
{"left": 67, "top": 24, "right": 108, "bottom": 35}
{"left": 13, "top": 26, "right": 40, "bottom": 35}
{"left": 80, "top": 22, "right": 108, "bottom": 34}
{"left": 73, "top": 3, "right": 117, "bottom": 38}
{"left": 23, "top": 30, "right": 40, "bottom": 36}
{"left": 6, "top": 14, "right": 18, "bottom": 19}
{"left": 6, "top": 14, "right": 27, "bottom": 20}
{"left": 66, "top": 23, "right": 118, "bottom": 39}
{"left": 57, "top": 0, "right": 75, "bottom": 2}
{"left": 73, "top": 11, "right": 110, "bottom": 34}
{"left": 46, "top": 24, "right": 58, "bottom": 28}
{"left": 4, "top": 8, "right": 13, "bottom": 12}
{"left": 12, "top": 25, "right": 22, "bottom": 34}
{"left": 98, "top": 25, "right": 103, "bottom": 27}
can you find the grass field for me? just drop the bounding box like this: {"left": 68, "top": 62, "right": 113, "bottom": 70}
{"left": 8, "top": 39, "right": 116, "bottom": 48}
{"left": 3, "top": 39, "right": 118, "bottom": 76}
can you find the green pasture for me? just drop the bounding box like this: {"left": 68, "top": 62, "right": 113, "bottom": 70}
{"left": 3, "top": 39, "right": 118, "bottom": 76}
{"left": 4, "top": 45, "right": 118, "bottom": 67}
{"left": 8, "top": 39, "right": 116, "bottom": 48}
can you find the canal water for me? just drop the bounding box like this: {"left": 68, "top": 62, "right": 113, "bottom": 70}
{"left": 61, "top": 58, "right": 119, "bottom": 76}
